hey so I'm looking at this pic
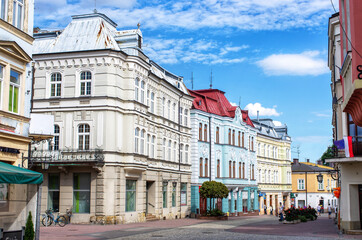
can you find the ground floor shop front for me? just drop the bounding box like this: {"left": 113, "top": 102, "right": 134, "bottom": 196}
{"left": 34, "top": 164, "right": 191, "bottom": 224}
{"left": 259, "top": 191, "right": 291, "bottom": 216}
{"left": 191, "top": 185, "right": 258, "bottom": 215}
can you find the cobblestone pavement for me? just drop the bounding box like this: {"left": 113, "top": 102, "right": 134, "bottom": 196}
{"left": 40, "top": 214, "right": 362, "bottom": 240}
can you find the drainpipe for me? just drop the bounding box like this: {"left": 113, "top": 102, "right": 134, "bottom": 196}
{"left": 178, "top": 93, "right": 184, "bottom": 218}
{"left": 209, "top": 116, "right": 212, "bottom": 182}
{"left": 305, "top": 172, "right": 308, "bottom": 207}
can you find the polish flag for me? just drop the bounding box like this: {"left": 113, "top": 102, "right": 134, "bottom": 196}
{"left": 343, "top": 136, "right": 354, "bottom": 158}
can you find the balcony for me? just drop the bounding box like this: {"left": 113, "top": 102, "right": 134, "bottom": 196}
{"left": 29, "top": 149, "right": 104, "bottom": 166}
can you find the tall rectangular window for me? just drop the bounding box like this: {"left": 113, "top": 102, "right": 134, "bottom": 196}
{"left": 50, "top": 73, "right": 62, "bottom": 97}
{"left": 216, "top": 127, "right": 219, "bottom": 144}
{"left": 162, "top": 182, "right": 168, "bottom": 208}
{"left": 204, "top": 158, "right": 208, "bottom": 178}
{"left": 49, "top": 125, "right": 60, "bottom": 150}
{"left": 172, "top": 183, "right": 176, "bottom": 207}
{"left": 0, "top": 0, "right": 6, "bottom": 20}
{"left": 217, "top": 160, "right": 220, "bottom": 178}
{"left": 199, "top": 158, "right": 203, "bottom": 177}
{"left": 298, "top": 179, "right": 305, "bottom": 190}
{"left": 9, "top": 69, "right": 20, "bottom": 113}
{"left": 0, "top": 65, "right": 3, "bottom": 109}
{"left": 126, "top": 180, "right": 136, "bottom": 212}
{"left": 80, "top": 71, "right": 92, "bottom": 96}
{"left": 185, "top": 145, "right": 189, "bottom": 163}
{"left": 73, "top": 173, "right": 90, "bottom": 213}
{"left": 180, "top": 183, "right": 187, "bottom": 206}
{"left": 13, "top": 0, "right": 23, "bottom": 29}
{"left": 318, "top": 180, "right": 324, "bottom": 190}
{"left": 48, "top": 173, "right": 60, "bottom": 211}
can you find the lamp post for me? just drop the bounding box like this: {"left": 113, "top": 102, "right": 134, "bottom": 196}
{"left": 317, "top": 173, "right": 323, "bottom": 183}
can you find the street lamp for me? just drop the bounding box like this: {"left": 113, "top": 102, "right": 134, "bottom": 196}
{"left": 317, "top": 173, "right": 323, "bottom": 183}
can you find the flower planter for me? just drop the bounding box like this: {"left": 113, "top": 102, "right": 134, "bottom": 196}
{"left": 197, "top": 215, "right": 229, "bottom": 220}
{"left": 283, "top": 220, "right": 295, "bottom": 224}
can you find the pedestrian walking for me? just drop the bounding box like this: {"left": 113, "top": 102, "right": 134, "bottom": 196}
{"left": 264, "top": 205, "right": 267, "bottom": 215}
{"left": 317, "top": 205, "right": 321, "bottom": 216}
{"left": 334, "top": 207, "right": 338, "bottom": 219}
{"left": 270, "top": 206, "right": 273, "bottom": 215}
{"left": 327, "top": 204, "right": 332, "bottom": 219}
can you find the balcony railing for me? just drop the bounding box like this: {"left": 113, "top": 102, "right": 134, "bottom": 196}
{"left": 29, "top": 149, "right": 104, "bottom": 164}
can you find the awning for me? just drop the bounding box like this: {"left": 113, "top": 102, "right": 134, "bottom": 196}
{"left": 0, "top": 161, "right": 43, "bottom": 184}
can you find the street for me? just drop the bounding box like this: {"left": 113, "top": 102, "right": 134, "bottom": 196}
{"left": 40, "top": 214, "right": 362, "bottom": 240}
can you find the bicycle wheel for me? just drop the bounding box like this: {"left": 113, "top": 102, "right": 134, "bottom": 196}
{"left": 57, "top": 216, "right": 66, "bottom": 227}
{"left": 42, "top": 216, "right": 53, "bottom": 226}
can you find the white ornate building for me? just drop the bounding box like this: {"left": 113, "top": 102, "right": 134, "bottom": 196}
{"left": 31, "top": 12, "right": 193, "bottom": 224}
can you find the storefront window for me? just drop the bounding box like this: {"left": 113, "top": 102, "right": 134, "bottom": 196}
{"left": 180, "top": 183, "right": 187, "bottom": 206}
{"left": 172, "top": 183, "right": 176, "bottom": 207}
{"left": 73, "top": 173, "right": 90, "bottom": 213}
{"left": 48, "top": 173, "right": 60, "bottom": 211}
{"left": 0, "top": 183, "right": 9, "bottom": 212}
{"left": 163, "top": 182, "right": 167, "bottom": 208}
{"left": 126, "top": 180, "right": 136, "bottom": 212}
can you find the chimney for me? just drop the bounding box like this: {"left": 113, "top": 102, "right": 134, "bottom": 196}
{"left": 257, "top": 110, "right": 259, "bottom": 121}
{"left": 293, "top": 158, "right": 299, "bottom": 164}
{"left": 306, "top": 159, "right": 310, "bottom": 163}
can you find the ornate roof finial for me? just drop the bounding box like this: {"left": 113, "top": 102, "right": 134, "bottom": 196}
{"left": 137, "top": 22, "right": 141, "bottom": 29}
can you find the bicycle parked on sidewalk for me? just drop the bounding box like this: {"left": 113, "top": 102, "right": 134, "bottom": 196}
{"left": 41, "top": 209, "right": 67, "bottom": 227}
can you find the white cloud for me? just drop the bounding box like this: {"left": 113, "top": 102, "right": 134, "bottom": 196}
{"left": 273, "top": 120, "right": 282, "bottom": 127}
{"left": 244, "top": 103, "right": 281, "bottom": 117}
{"left": 220, "top": 45, "right": 249, "bottom": 56}
{"left": 256, "top": 51, "right": 329, "bottom": 76}
{"left": 312, "top": 111, "right": 332, "bottom": 118}
{"left": 294, "top": 136, "right": 331, "bottom": 144}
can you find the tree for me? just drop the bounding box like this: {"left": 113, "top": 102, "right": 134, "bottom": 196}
{"left": 24, "top": 211, "right": 34, "bottom": 240}
{"left": 199, "top": 181, "right": 229, "bottom": 210}
{"left": 320, "top": 145, "right": 336, "bottom": 165}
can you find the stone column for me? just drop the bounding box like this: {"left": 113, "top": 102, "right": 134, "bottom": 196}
{"left": 222, "top": 197, "right": 228, "bottom": 213}
{"left": 247, "top": 188, "right": 251, "bottom": 211}
{"left": 230, "top": 190, "right": 235, "bottom": 215}
{"left": 236, "top": 190, "right": 242, "bottom": 214}
{"left": 254, "top": 188, "right": 258, "bottom": 211}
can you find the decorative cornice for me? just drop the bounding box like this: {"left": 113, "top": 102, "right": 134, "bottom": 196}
{"left": 0, "top": 19, "right": 34, "bottom": 44}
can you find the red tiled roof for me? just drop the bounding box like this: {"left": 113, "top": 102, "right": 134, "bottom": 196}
{"left": 189, "top": 89, "right": 254, "bottom": 127}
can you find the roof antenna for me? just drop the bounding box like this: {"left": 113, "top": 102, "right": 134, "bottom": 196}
{"left": 137, "top": 22, "right": 141, "bottom": 29}
{"left": 238, "top": 96, "right": 241, "bottom": 108}
{"left": 210, "top": 69, "right": 213, "bottom": 89}
{"left": 191, "top": 72, "right": 194, "bottom": 90}
{"left": 93, "top": 0, "right": 97, "bottom": 13}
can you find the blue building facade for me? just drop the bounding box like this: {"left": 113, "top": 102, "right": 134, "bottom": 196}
{"left": 189, "top": 89, "right": 258, "bottom": 215}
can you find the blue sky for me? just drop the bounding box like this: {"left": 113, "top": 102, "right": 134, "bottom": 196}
{"left": 34, "top": 0, "right": 339, "bottom": 162}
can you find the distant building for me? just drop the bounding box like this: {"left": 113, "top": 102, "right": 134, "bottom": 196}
{"left": 327, "top": 1, "right": 362, "bottom": 232}
{"left": 31, "top": 12, "right": 193, "bottom": 224}
{"left": 291, "top": 159, "right": 338, "bottom": 210}
{"left": 252, "top": 119, "right": 292, "bottom": 215}
{"left": 189, "top": 89, "right": 258, "bottom": 215}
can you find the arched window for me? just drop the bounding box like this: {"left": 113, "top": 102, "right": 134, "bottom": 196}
{"left": 168, "top": 140, "right": 171, "bottom": 161}
{"left": 251, "top": 137, "right": 254, "bottom": 151}
{"left": 135, "top": 128, "right": 140, "bottom": 153}
{"left": 238, "top": 131, "right": 241, "bottom": 147}
{"left": 252, "top": 164, "right": 255, "bottom": 180}
{"left": 233, "top": 161, "right": 236, "bottom": 178}
{"left": 184, "top": 109, "right": 188, "bottom": 126}
{"left": 140, "top": 129, "right": 145, "bottom": 154}
{"left": 249, "top": 136, "right": 251, "bottom": 150}
{"left": 50, "top": 73, "right": 62, "bottom": 97}
{"left": 140, "top": 81, "right": 145, "bottom": 103}
{"left": 80, "top": 71, "right": 91, "bottom": 96}
{"left": 78, "top": 124, "right": 90, "bottom": 150}
{"left": 204, "top": 158, "right": 208, "bottom": 178}
{"left": 264, "top": 170, "right": 267, "bottom": 183}
{"left": 199, "top": 123, "right": 202, "bottom": 141}
{"left": 258, "top": 169, "right": 261, "bottom": 182}
{"left": 180, "top": 107, "right": 183, "bottom": 125}
{"left": 263, "top": 144, "right": 266, "bottom": 156}
{"left": 242, "top": 162, "right": 245, "bottom": 179}
{"left": 216, "top": 127, "right": 219, "bottom": 144}
{"left": 204, "top": 124, "right": 208, "bottom": 142}
{"left": 232, "top": 130, "right": 235, "bottom": 145}
{"left": 200, "top": 158, "right": 203, "bottom": 177}
{"left": 228, "top": 129, "right": 231, "bottom": 145}
{"left": 49, "top": 124, "right": 60, "bottom": 150}
{"left": 229, "top": 161, "right": 232, "bottom": 178}
{"left": 134, "top": 78, "right": 139, "bottom": 101}
{"left": 239, "top": 162, "right": 241, "bottom": 179}
{"left": 217, "top": 160, "right": 220, "bottom": 178}
{"left": 150, "top": 92, "right": 155, "bottom": 113}
{"left": 268, "top": 170, "right": 271, "bottom": 183}
{"left": 147, "top": 90, "right": 150, "bottom": 106}
{"left": 242, "top": 132, "right": 245, "bottom": 148}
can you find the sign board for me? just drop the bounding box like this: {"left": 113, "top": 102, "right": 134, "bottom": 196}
{"left": 0, "top": 227, "right": 24, "bottom": 240}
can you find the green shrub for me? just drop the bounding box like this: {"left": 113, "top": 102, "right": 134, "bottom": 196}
{"left": 299, "top": 215, "right": 307, "bottom": 222}
{"left": 24, "top": 211, "right": 34, "bottom": 240}
{"left": 207, "top": 208, "right": 224, "bottom": 216}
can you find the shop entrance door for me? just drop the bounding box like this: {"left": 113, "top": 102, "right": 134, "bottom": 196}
{"left": 359, "top": 185, "right": 362, "bottom": 229}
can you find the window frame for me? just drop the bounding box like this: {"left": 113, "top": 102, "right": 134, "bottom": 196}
{"left": 9, "top": 69, "right": 20, "bottom": 113}
{"left": 49, "top": 124, "right": 60, "bottom": 150}
{"left": 50, "top": 72, "right": 62, "bottom": 97}
{"left": 0, "top": 0, "right": 8, "bottom": 21}
{"left": 73, "top": 173, "right": 91, "bottom": 213}
{"left": 162, "top": 182, "right": 168, "bottom": 208}
{"left": 12, "top": 0, "right": 23, "bottom": 30}
{"left": 78, "top": 124, "right": 90, "bottom": 150}
{"left": 134, "top": 78, "right": 139, "bottom": 101}
{"left": 0, "top": 65, "right": 4, "bottom": 109}
{"left": 80, "top": 71, "right": 92, "bottom": 96}
{"left": 298, "top": 179, "right": 305, "bottom": 190}
{"left": 126, "top": 180, "right": 137, "bottom": 212}
{"left": 48, "top": 173, "right": 60, "bottom": 211}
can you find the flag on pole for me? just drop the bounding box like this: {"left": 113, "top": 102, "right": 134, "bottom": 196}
{"left": 334, "top": 137, "right": 354, "bottom": 158}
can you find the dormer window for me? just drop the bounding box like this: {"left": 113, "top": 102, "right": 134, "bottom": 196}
{"left": 198, "top": 100, "right": 202, "bottom": 106}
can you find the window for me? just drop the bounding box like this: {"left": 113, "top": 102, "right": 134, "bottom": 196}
{"left": 168, "top": 140, "right": 171, "bottom": 161}
{"left": 204, "top": 158, "right": 208, "bottom": 178}
{"left": 199, "top": 158, "right": 203, "bottom": 177}
{"left": 135, "top": 78, "right": 139, "bottom": 101}
{"left": 147, "top": 134, "right": 150, "bottom": 156}
{"left": 318, "top": 179, "right": 324, "bottom": 190}
{"left": 238, "top": 162, "right": 241, "bottom": 179}
{"left": 232, "top": 130, "right": 235, "bottom": 145}
{"left": 48, "top": 173, "right": 60, "bottom": 211}
{"left": 268, "top": 170, "right": 271, "bottom": 183}
{"left": 258, "top": 169, "right": 261, "bottom": 182}
{"left": 242, "top": 132, "right": 245, "bottom": 148}
{"left": 184, "top": 109, "right": 188, "bottom": 126}
{"left": 140, "top": 81, "right": 145, "bottom": 103}
{"left": 167, "top": 100, "right": 171, "bottom": 119}
{"left": 249, "top": 137, "right": 251, "bottom": 150}
{"left": 0, "top": 65, "right": 3, "bottom": 108}
{"left": 204, "top": 124, "right": 207, "bottom": 142}
{"left": 73, "top": 173, "right": 90, "bottom": 213}
{"left": 172, "top": 103, "right": 176, "bottom": 121}
{"left": 264, "top": 170, "right": 267, "bottom": 183}
{"left": 78, "top": 124, "right": 90, "bottom": 150}
{"left": 9, "top": 70, "right": 20, "bottom": 113}
{"left": 172, "top": 183, "right": 176, "bottom": 207}
{"left": 49, "top": 125, "right": 60, "bottom": 150}
{"left": 162, "top": 98, "right": 165, "bottom": 117}
{"left": 180, "top": 144, "right": 183, "bottom": 163}
{"left": 181, "top": 183, "right": 187, "bottom": 206}
{"left": 233, "top": 161, "right": 235, "bottom": 178}
{"left": 0, "top": 0, "right": 7, "bottom": 20}
{"left": 252, "top": 164, "right": 254, "bottom": 179}
{"left": 347, "top": 114, "right": 362, "bottom": 155}
{"left": 185, "top": 145, "right": 189, "bottom": 163}
{"left": 140, "top": 130, "right": 145, "bottom": 154}
{"left": 135, "top": 128, "right": 139, "bottom": 153}
{"left": 298, "top": 179, "right": 305, "bottom": 190}
{"left": 163, "top": 182, "right": 168, "bottom": 208}
{"left": 163, "top": 138, "right": 166, "bottom": 159}
{"left": 199, "top": 123, "right": 202, "bottom": 141}
{"left": 151, "top": 136, "right": 155, "bottom": 158}
{"left": 13, "top": 0, "right": 23, "bottom": 29}
{"left": 0, "top": 183, "right": 9, "bottom": 212}
{"left": 80, "top": 71, "right": 91, "bottom": 96}
{"left": 258, "top": 143, "right": 261, "bottom": 155}
{"left": 217, "top": 160, "right": 220, "bottom": 178}
{"left": 150, "top": 92, "right": 155, "bottom": 113}
{"left": 242, "top": 163, "right": 245, "bottom": 179}
{"left": 229, "top": 161, "right": 232, "bottom": 178}
{"left": 216, "top": 127, "right": 219, "bottom": 144}
{"left": 50, "top": 73, "right": 61, "bottom": 97}
{"left": 228, "top": 129, "right": 231, "bottom": 144}
{"left": 126, "top": 180, "right": 136, "bottom": 212}
{"left": 147, "top": 90, "right": 149, "bottom": 106}
{"left": 179, "top": 107, "right": 183, "bottom": 125}
{"left": 251, "top": 137, "right": 254, "bottom": 151}
{"left": 173, "top": 142, "right": 177, "bottom": 162}
{"left": 238, "top": 131, "right": 241, "bottom": 147}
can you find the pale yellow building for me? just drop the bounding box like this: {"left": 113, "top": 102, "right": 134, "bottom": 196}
{"left": 252, "top": 119, "right": 292, "bottom": 215}
{"left": 291, "top": 160, "right": 338, "bottom": 209}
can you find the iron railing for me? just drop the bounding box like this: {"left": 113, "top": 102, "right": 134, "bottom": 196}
{"left": 29, "top": 148, "right": 104, "bottom": 164}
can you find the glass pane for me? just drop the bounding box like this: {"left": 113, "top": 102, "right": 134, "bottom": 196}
{"left": 0, "top": 183, "right": 9, "bottom": 212}
{"left": 49, "top": 174, "right": 60, "bottom": 190}
{"left": 357, "top": 126, "right": 362, "bottom": 137}
{"left": 1, "top": 0, "right": 5, "bottom": 20}
{"left": 86, "top": 82, "right": 91, "bottom": 95}
{"left": 0, "top": 65, "right": 3, "bottom": 78}
{"left": 12, "top": 1, "right": 15, "bottom": 25}
{"left": 126, "top": 190, "right": 135, "bottom": 211}
{"left": 17, "top": 4, "right": 22, "bottom": 29}
{"left": 349, "top": 124, "right": 355, "bottom": 136}
{"left": 8, "top": 86, "right": 13, "bottom": 111}
{"left": 126, "top": 180, "right": 136, "bottom": 191}
{"left": 13, "top": 86, "right": 18, "bottom": 113}
{"left": 73, "top": 191, "right": 90, "bottom": 213}
{"left": 56, "top": 83, "right": 61, "bottom": 96}
{"left": 80, "top": 82, "right": 85, "bottom": 95}
{"left": 10, "top": 70, "right": 20, "bottom": 84}
{"left": 73, "top": 173, "right": 90, "bottom": 190}
{"left": 48, "top": 191, "right": 59, "bottom": 211}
